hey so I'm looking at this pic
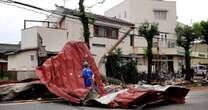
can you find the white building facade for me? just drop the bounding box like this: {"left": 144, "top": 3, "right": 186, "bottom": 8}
{"left": 7, "top": 6, "right": 134, "bottom": 80}
{"left": 105, "top": 0, "right": 184, "bottom": 73}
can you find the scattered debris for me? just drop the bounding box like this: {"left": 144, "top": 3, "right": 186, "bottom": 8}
{"left": 0, "top": 42, "right": 190, "bottom": 109}
{"left": 85, "top": 85, "right": 189, "bottom": 108}
{"left": 0, "top": 80, "right": 57, "bottom": 101}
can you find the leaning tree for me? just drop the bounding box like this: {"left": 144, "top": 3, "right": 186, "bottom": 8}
{"left": 138, "top": 22, "right": 159, "bottom": 83}
{"left": 175, "top": 24, "right": 198, "bottom": 80}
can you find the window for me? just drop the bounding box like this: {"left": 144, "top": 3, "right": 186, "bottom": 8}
{"left": 92, "top": 43, "right": 106, "bottom": 47}
{"left": 98, "top": 27, "right": 107, "bottom": 37}
{"left": 168, "top": 41, "right": 176, "bottom": 48}
{"left": 198, "top": 54, "right": 205, "bottom": 58}
{"left": 154, "top": 10, "right": 167, "bottom": 20}
{"left": 94, "top": 25, "right": 119, "bottom": 39}
{"left": 159, "top": 33, "right": 167, "bottom": 42}
{"left": 0, "top": 55, "right": 6, "bottom": 60}
{"left": 199, "top": 66, "right": 206, "bottom": 70}
{"left": 30, "top": 55, "right": 34, "bottom": 61}
{"left": 153, "top": 42, "right": 158, "bottom": 47}
{"left": 130, "top": 34, "right": 134, "bottom": 46}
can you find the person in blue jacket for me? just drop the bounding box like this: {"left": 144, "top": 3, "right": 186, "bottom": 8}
{"left": 82, "top": 61, "right": 94, "bottom": 88}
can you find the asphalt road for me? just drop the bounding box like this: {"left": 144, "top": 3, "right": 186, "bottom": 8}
{"left": 145, "top": 88, "right": 208, "bottom": 110}
{"left": 0, "top": 88, "right": 208, "bottom": 110}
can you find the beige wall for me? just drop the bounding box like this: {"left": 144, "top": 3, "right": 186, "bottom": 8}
{"left": 16, "top": 71, "right": 37, "bottom": 81}
{"left": 105, "top": 0, "right": 177, "bottom": 49}
{"left": 46, "top": 15, "right": 133, "bottom": 65}
{"left": 104, "top": 0, "right": 130, "bottom": 21}
{"left": 105, "top": 0, "right": 176, "bottom": 33}
{"left": 37, "top": 27, "right": 68, "bottom": 52}
{"left": 105, "top": 0, "right": 182, "bottom": 73}
{"left": 21, "top": 28, "right": 38, "bottom": 49}
{"left": 192, "top": 58, "right": 208, "bottom": 65}
{"left": 21, "top": 26, "right": 68, "bottom": 52}
{"left": 10, "top": 14, "right": 133, "bottom": 76}
{"left": 191, "top": 43, "right": 208, "bottom": 53}
{"left": 8, "top": 50, "right": 38, "bottom": 71}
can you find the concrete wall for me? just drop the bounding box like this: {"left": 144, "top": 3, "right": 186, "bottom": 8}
{"left": 9, "top": 13, "right": 133, "bottom": 77}
{"left": 105, "top": 0, "right": 181, "bottom": 73}
{"left": 105, "top": 0, "right": 176, "bottom": 33}
{"left": 21, "top": 26, "right": 68, "bottom": 52}
{"left": 191, "top": 43, "right": 208, "bottom": 53}
{"left": 105, "top": 0, "right": 177, "bottom": 48}
{"left": 8, "top": 50, "right": 38, "bottom": 71}
{"left": 192, "top": 58, "right": 208, "bottom": 65}
{"left": 8, "top": 50, "right": 38, "bottom": 80}
{"left": 37, "top": 27, "right": 68, "bottom": 52}
{"left": 46, "top": 15, "right": 133, "bottom": 65}
{"left": 21, "top": 28, "right": 38, "bottom": 49}
{"left": 16, "top": 71, "right": 37, "bottom": 81}
{"left": 104, "top": 0, "right": 130, "bottom": 21}
{"left": 191, "top": 43, "right": 208, "bottom": 65}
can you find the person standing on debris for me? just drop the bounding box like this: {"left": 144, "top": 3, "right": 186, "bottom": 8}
{"left": 82, "top": 60, "right": 94, "bottom": 88}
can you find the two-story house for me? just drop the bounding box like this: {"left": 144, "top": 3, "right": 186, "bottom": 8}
{"left": 105, "top": 0, "right": 184, "bottom": 73}
{"left": 7, "top": 6, "right": 135, "bottom": 80}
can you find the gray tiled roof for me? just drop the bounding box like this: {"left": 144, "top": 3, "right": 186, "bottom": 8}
{"left": 0, "top": 44, "right": 20, "bottom": 54}
{"left": 55, "top": 6, "right": 134, "bottom": 26}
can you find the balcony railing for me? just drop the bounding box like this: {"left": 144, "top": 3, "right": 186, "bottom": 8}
{"left": 24, "top": 20, "right": 58, "bottom": 29}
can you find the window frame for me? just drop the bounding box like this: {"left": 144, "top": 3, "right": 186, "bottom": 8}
{"left": 153, "top": 10, "right": 168, "bottom": 20}
{"left": 94, "top": 25, "right": 119, "bottom": 39}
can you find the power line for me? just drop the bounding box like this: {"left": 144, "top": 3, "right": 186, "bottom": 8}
{"left": 0, "top": 0, "right": 83, "bottom": 26}
{"left": 0, "top": 1, "right": 49, "bottom": 16}
{"left": 0, "top": 0, "right": 79, "bottom": 20}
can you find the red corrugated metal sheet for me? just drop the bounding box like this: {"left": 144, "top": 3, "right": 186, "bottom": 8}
{"left": 36, "top": 42, "right": 104, "bottom": 104}
{"left": 110, "top": 89, "right": 147, "bottom": 108}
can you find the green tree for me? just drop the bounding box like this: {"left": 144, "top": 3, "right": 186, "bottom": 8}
{"left": 105, "top": 49, "right": 123, "bottom": 79}
{"left": 175, "top": 24, "right": 198, "bottom": 80}
{"left": 200, "top": 21, "right": 208, "bottom": 44}
{"left": 193, "top": 21, "right": 208, "bottom": 45}
{"left": 121, "top": 59, "right": 139, "bottom": 84}
{"left": 105, "top": 49, "right": 139, "bottom": 84}
{"left": 138, "top": 22, "right": 159, "bottom": 83}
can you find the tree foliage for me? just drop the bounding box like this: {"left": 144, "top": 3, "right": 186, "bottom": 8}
{"left": 175, "top": 24, "right": 198, "bottom": 80}
{"left": 193, "top": 20, "right": 208, "bottom": 45}
{"left": 138, "top": 22, "right": 159, "bottom": 83}
{"left": 105, "top": 49, "right": 139, "bottom": 84}
{"left": 175, "top": 24, "right": 197, "bottom": 49}
{"left": 105, "top": 49, "right": 122, "bottom": 79}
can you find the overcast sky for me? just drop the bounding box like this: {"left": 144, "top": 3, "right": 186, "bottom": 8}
{"left": 0, "top": 0, "right": 208, "bottom": 44}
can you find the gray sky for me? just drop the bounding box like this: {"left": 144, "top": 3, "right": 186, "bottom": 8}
{"left": 0, "top": 0, "right": 208, "bottom": 44}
